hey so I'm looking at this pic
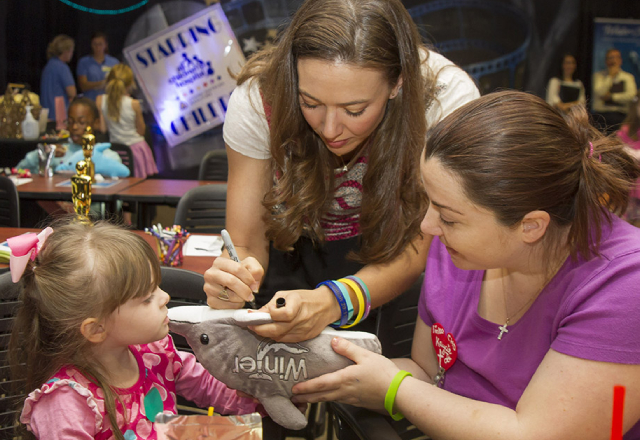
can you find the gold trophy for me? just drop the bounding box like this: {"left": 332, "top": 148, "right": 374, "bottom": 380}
{"left": 82, "top": 126, "right": 96, "bottom": 183}
{"left": 71, "top": 160, "right": 92, "bottom": 221}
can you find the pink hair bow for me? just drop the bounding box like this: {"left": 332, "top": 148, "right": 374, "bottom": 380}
{"left": 7, "top": 227, "right": 53, "bottom": 283}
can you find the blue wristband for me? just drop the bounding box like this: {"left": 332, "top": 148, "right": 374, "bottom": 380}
{"left": 317, "top": 280, "right": 350, "bottom": 327}
{"left": 332, "top": 280, "right": 354, "bottom": 322}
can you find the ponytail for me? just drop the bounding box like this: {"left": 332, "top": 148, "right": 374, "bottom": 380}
{"left": 564, "top": 105, "right": 640, "bottom": 259}
{"left": 105, "top": 78, "right": 126, "bottom": 122}
{"left": 104, "top": 64, "right": 135, "bottom": 123}
{"left": 425, "top": 90, "right": 640, "bottom": 265}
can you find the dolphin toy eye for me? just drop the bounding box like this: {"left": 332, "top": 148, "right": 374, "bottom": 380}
{"left": 200, "top": 334, "right": 209, "bottom": 345}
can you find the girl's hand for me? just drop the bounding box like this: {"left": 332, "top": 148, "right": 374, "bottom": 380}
{"left": 249, "top": 286, "right": 341, "bottom": 342}
{"left": 203, "top": 256, "right": 263, "bottom": 309}
{"left": 290, "top": 337, "right": 399, "bottom": 411}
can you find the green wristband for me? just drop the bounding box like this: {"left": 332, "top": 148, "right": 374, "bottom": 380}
{"left": 384, "top": 370, "right": 412, "bottom": 421}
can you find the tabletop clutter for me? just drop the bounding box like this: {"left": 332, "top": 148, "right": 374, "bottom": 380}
{"left": 145, "top": 224, "right": 190, "bottom": 267}
{"left": 0, "top": 84, "right": 47, "bottom": 140}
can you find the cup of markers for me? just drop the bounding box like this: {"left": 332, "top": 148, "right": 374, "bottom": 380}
{"left": 145, "top": 224, "right": 190, "bottom": 267}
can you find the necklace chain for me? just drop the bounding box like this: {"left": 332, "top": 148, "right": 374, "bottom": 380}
{"left": 497, "top": 256, "right": 566, "bottom": 340}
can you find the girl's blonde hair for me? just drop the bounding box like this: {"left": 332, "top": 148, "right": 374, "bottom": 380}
{"left": 105, "top": 64, "right": 135, "bottom": 123}
{"left": 46, "top": 35, "right": 74, "bottom": 59}
{"left": 9, "top": 219, "right": 161, "bottom": 440}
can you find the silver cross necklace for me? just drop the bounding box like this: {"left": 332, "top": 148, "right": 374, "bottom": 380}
{"left": 498, "top": 256, "right": 566, "bottom": 340}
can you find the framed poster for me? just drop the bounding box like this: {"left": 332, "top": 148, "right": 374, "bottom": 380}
{"left": 124, "top": 4, "right": 245, "bottom": 147}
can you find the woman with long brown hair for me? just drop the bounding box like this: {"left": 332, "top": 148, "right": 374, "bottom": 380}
{"left": 203, "top": 0, "right": 479, "bottom": 341}
{"left": 293, "top": 90, "right": 640, "bottom": 439}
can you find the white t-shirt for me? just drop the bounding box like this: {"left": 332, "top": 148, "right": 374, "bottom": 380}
{"left": 100, "top": 95, "right": 145, "bottom": 146}
{"left": 223, "top": 50, "right": 480, "bottom": 159}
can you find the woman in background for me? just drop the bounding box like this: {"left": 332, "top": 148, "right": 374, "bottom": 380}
{"left": 546, "top": 54, "right": 585, "bottom": 113}
{"left": 77, "top": 32, "right": 119, "bottom": 102}
{"left": 40, "top": 35, "right": 76, "bottom": 121}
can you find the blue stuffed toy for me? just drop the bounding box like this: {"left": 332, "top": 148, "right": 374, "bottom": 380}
{"left": 56, "top": 143, "right": 130, "bottom": 178}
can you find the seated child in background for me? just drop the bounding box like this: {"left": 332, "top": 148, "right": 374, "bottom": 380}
{"left": 617, "top": 91, "right": 640, "bottom": 222}
{"left": 97, "top": 64, "right": 158, "bottom": 178}
{"left": 8, "top": 220, "right": 258, "bottom": 439}
{"left": 16, "top": 97, "right": 128, "bottom": 178}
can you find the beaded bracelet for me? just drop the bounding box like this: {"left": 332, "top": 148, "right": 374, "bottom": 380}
{"left": 345, "top": 275, "right": 371, "bottom": 320}
{"left": 317, "top": 280, "right": 351, "bottom": 327}
{"left": 384, "top": 370, "right": 412, "bottom": 421}
{"left": 337, "top": 278, "right": 366, "bottom": 328}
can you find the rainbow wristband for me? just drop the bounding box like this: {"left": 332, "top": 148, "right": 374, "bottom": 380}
{"left": 337, "top": 278, "right": 365, "bottom": 328}
{"left": 345, "top": 275, "right": 371, "bottom": 320}
{"left": 384, "top": 370, "right": 412, "bottom": 421}
{"left": 317, "top": 281, "right": 351, "bottom": 327}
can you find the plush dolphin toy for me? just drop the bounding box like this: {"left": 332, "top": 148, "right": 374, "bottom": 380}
{"left": 168, "top": 306, "right": 381, "bottom": 430}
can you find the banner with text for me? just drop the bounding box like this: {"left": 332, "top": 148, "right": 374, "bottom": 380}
{"left": 592, "top": 18, "right": 640, "bottom": 110}
{"left": 124, "top": 4, "right": 245, "bottom": 147}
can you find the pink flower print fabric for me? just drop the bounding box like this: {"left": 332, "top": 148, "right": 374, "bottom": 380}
{"left": 21, "top": 336, "right": 184, "bottom": 439}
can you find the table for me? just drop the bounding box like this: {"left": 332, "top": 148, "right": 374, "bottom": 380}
{"left": 116, "top": 179, "right": 224, "bottom": 229}
{"left": 15, "top": 175, "right": 145, "bottom": 217}
{"left": 0, "top": 227, "right": 215, "bottom": 275}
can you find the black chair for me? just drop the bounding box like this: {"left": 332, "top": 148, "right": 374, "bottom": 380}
{"left": 174, "top": 184, "right": 227, "bottom": 234}
{"left": 329, "top": 274, "right": 426, "bottom": 440}
{"left": 0, "top": 272, "right": 24, "bottom": 437}
{"left": 0, "top": 177, "right": 20, "bottom": 227}
{"left": 161, "top": 266, "right": 207, "bottom": 353}
{"left": 198, "top": 149, "right": 228, "bottom": 181}
{"left": 109, "top": 143, "right": 135, "bottom": 177}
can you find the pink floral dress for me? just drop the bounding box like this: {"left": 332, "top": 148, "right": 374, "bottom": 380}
{"left": 20, "top": 336, "right": 257, "bottom": 439}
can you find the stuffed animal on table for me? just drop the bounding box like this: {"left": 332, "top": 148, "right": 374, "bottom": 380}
{"left": 168, "top": 306, "right": 382, "bottom": 430}
{"left": 56, "top": 143, "right": 130, "bottom": 178}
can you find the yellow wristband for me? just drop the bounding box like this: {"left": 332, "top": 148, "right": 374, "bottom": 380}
{"left": 338, "top": 278, "right": 365, "bottom": 328}
{"left": 384, "top": 370, "right": 412, "bottom": 421}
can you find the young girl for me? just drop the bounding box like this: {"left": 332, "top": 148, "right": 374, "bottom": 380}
{"left": 8, "top": 220, "right": 257, "bottom": 439}
{"left": 97, "top": 64, "right": 158, "bottom": 178}
{"left": 16, "top": 97, "right": 126, "bottom": 176}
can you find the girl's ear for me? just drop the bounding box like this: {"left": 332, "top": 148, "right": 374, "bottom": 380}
{"left": 80, "top": 318, "right": 107, "bottom": 343}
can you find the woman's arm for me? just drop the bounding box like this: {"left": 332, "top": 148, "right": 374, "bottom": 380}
{"left": 132, "top": 99, "right": 146, "bottom": 136}
{"left": 202, "top": 145, "right": 272, "bottom": 308}
{"left": 95, "top": 95, "right": 107, "bottom": 133}
{"left": 77, "top": 75, "right": 105, "bottom": 92}
{"left": 293, "top": 336, "right": 640, "bottom": 440}
{"left": 65, "top": 85, "right": 77, "bottom": 102}
{"left": 546, "top": 78, "right": 560, "bottom": 107}
{"left": 252, "top": 233, "right": 432, "bottom": 342}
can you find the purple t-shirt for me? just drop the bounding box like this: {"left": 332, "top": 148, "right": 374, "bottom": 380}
{"left": 419, "top": 215, "right": 640, "bottom": 438}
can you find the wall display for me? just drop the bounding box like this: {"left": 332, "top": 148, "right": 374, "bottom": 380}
{"left": 124, "top": 4, "right": 245, "bottom": 147}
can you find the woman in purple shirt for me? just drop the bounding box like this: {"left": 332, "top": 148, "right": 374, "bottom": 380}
{"left": 293, "top": 91, "right": 640, "bottom": 439}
